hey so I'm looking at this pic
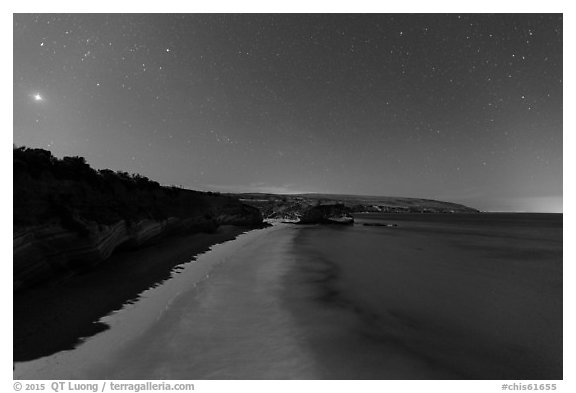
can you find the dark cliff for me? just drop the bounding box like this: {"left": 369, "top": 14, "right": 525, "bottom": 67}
{"left": 13, "top": 147, "right": 262, "bottom": 291}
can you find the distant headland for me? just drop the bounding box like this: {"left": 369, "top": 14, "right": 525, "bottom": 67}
{"left": 229, "top": 192, "right": 480, "bottom": 222}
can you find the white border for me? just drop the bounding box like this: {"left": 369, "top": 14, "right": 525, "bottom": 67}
{"left": 4, "top": 2, "right": 572, "bottom": 392}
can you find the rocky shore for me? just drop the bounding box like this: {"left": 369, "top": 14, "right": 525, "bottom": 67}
{"left": 297, "top": 203, "right": 354, "bottom": 225}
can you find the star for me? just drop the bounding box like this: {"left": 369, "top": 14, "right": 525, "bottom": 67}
{"left": 11, "top": 14, "right": 562, "bottom": 214}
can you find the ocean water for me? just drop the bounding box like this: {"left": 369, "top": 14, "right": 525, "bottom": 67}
{"left": 288, "top": 213, "right": 562, "bottom": 379}
{"left": 15, "top": 214, "right": 562, "bottom": 380}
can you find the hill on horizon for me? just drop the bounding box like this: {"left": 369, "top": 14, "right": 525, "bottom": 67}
{"left": 228, "top": 192, "right": 480, "bottom": 220}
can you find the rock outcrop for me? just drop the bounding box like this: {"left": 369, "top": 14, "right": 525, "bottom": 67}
{"left": 298, "top": 203, "right": 354, "bottom": 225}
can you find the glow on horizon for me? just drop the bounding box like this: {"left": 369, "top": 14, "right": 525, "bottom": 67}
{"left": 471, "top": 196, "right": 563, "bottom": 213}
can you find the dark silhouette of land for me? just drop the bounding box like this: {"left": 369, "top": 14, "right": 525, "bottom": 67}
{"left": 14, "top": 146, "right": 263, "bottom": 290}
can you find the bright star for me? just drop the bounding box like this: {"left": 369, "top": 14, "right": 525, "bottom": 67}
{"left": 33, "top": 93, "right": 43, "bottom": 101}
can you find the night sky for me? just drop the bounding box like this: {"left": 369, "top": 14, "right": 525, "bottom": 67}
{"left": 13, "top": 14, "right": 563, "bottom": 212}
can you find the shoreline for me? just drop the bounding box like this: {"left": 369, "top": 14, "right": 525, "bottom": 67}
{"left": 14, "top": 224, "right": 263, "bottom": 363}
{"left": 14, "top": 224, "right": 288, "bottom": 379}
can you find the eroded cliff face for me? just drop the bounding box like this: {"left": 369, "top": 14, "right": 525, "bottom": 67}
{"left": 14, "top": 204, "right": 262, "bottom": 292}
{"left": 15, "top": 218, "right": 195, "bottom": 291}
{"left": 13, "top": 147, "right": 263, "bottom": 291}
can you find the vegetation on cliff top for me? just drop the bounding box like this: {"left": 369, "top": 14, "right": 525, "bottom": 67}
{"left": 14, "top": 146, "right": 261, "bottom": 231}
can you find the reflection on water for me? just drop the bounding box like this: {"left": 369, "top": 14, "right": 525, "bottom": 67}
{"left": 15, "top": 214, "right": 562, "bottom": 380}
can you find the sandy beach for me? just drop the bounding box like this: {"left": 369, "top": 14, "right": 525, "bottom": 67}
{"left": 15, "top": 224, "right": 308, "bottom": 379}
